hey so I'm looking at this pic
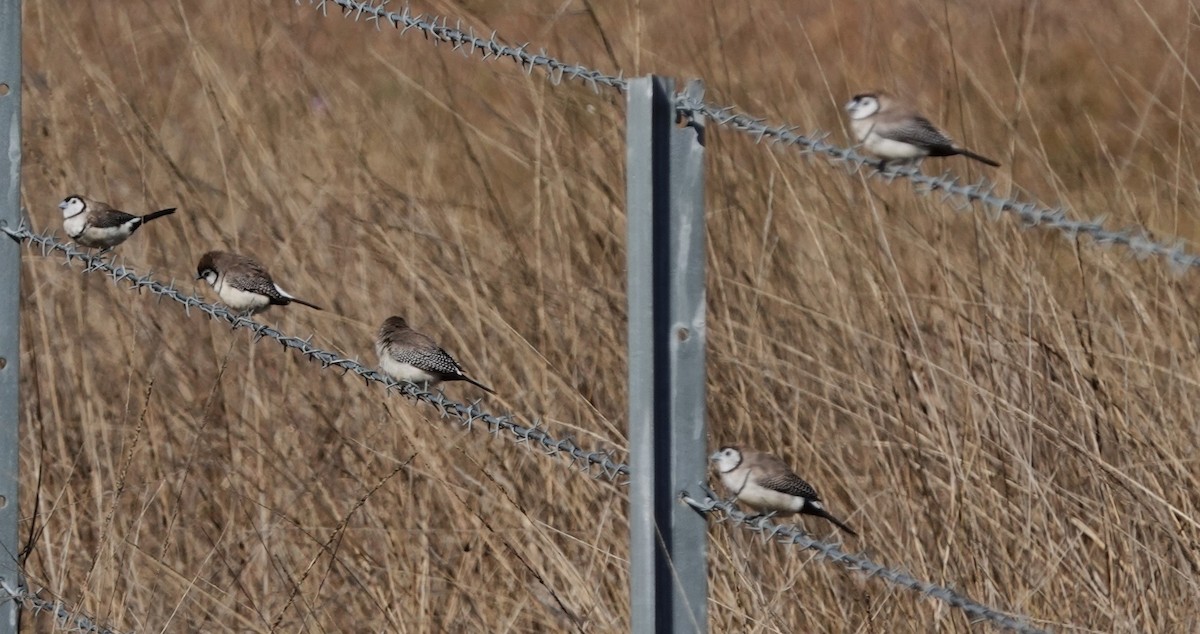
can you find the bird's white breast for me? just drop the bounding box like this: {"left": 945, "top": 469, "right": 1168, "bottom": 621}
{"left": 850, "top": 118, "right": 875, "bottom": 143}
{"left": 863, "top": 132, "right": 928, "bottom": 161}
{"left": 62, "top": 214, "right": 89, "bottom": 239}
{"left": 214, "top": 278, "right": 272, "bottom": 313}
{"left": 379, "top": 354, "right": 440, "bottom": 385}
{"left": 64, "top": 213, "right": 141, "bottom": 248}
{"left": 76, "top": 223, "right": 138, "bottom": 248}
{"left": 852, "top": 119, "right": 930, "bottom": 160}
{"left": 721, "top": 471, "right": 805, "bottom": 514}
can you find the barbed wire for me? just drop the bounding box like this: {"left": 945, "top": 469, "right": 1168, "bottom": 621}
{"left": 311, "top": 0, "right": 1200, "bottom": 274}
{"left": 0, "top": 579, "right": 126, "bottom": 634}
{"left": 1, "top": 224, "right": 630, "bottom": 482}
{"left": 304, "top": 0, "right": 628, "bottom": 92}
{"left": 673, "top": 94, "right": 1200, "bottom": 274}
{"left": 3, "top": 6, "right": 1076, "bottom": 631}
{"left": 6, "top": 222, "right": 1047, "bottom": 631}
{"left": 682, "top": 489, "right": 1049, "bottom": 634}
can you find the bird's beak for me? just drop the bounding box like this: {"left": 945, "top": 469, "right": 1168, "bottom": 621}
{"left": 194, "top": 272, "right": 204, "bottom": 281}
{"left": 843, "top": 99, "right": 856, "bottom": 111}
{"left": 708, "top": 451, "right": 721, "bottom": 462}
{"left": 57, "top": 201, "right": 67, "bottom": 210}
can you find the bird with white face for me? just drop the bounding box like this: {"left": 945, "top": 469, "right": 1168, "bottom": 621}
{"left": 844, "top": 91, "right": 999, "bottom": 168}
{"left": 59, "top": 194, "right": 176, "bottom": 250}
{"left": 710, "top": 446, "right": 857, "bottom": 536}
{"left": 195, "top": 250, "right": 323, "bottom": 315}
{"left": 376, "top": 315, "right": 495, "bottom": 394}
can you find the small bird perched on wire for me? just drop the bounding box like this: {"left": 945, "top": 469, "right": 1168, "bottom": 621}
{"left": 710, "top": 446, "right": 857, "bottom": 536}
{"left": 376, "top": 315, "right": 495, "bottom": 394}
{"left": 844, "top": 91, "right": 999, "bottom": 168}
{"left": 59, "top": 194, "right": 176, "bottom": 250}
{"left": 195, "top": 250, "right": 323, "bottom": 315}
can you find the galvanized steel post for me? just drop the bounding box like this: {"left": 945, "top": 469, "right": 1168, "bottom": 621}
{"left": 0, "top": 0, "right": 19, "bottom": 630}
{"left": 626, "top": 76, "right": 708, "bottom": 634}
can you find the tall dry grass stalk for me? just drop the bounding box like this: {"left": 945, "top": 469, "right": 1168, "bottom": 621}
{"left": 12, "top": 0, "right": 1200, "bottom": 631}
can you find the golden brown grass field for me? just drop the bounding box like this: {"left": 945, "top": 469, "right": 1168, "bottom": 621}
{"left": 12, "top": 0, "right": 1200, "bottom": 631}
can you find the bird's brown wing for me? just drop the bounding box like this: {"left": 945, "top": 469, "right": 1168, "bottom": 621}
{"left": 750, "top": 452, "right": 822, "bottom": 501}
{"left": 387, "top": 342, "right": 465, "bottom": 376}
{"left": 220, "top": 254, "right": 288, "bottom": 301}
{"left": 878, "top": 115, "right": 956, "bottom": 149}
{"left": 87, "top": 207, "right": 139, "bottom": 228}
{"left": 229, "top": 273, "right": 286, "bottom": 302}
{"left": 382, "top": 325, "right": 444, "bottom": 359}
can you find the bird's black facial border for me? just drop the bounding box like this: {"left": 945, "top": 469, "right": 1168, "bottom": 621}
{"left": 845, "top": 94, "right": 878, "bottom": 116}
{"left": 59, "top": 195, "right": 84, "bottom": 213}
{"left": 715, "top": 446, "right": 742, "bottom": 471}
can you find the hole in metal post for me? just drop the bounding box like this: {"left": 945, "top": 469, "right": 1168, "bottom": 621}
{"left": 676, "top": 327, "right": 690, "bottom": 341}
{"left": 0, "top": 357, "right": 6, "bottom": 369}
{"left": 0, "top": 495, "right": 6, "bottom": 508}
{"left": 0, "top": 84, "right": 8, "bottom": 96}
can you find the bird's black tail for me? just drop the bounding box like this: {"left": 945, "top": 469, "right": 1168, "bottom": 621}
{"left": 955, "top": 148, "right": 1000, "bottom": 167}
{"left": 141, "top": 207, "right": 177, "bottom": 222}
{"left": 286, "top": 296, "right": 324, "bottom": 311}
{"left": 462, "top": 375, "right": 496, "bottom": 394}
{"left": 810, "top": 507, "right": 858, "bottom": 537}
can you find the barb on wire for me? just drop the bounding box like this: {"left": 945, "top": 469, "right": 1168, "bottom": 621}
{"left": 303, "top": 0, "right": 628, "bottom": 93}
{"left": 305, "top": 0, "right": 1200, "bottom": 273}
{"left": 2, "top": 225, "right": 630, "bottom": 482}
{"left": 0, "top": 578, "right": 125, "bottom": 634}
{"left": 682, "top": 488, "right": 1049, "bottom": 634}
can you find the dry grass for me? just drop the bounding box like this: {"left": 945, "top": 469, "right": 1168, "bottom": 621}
{"left": 12, "top": 0, "right": 1200, "bottom": 631}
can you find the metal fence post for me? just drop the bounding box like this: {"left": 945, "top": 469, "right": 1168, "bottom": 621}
{"left": 0, "top": 0, "right": 20, "bottom": 631}
{"left": 627, "top": 76, "right": 708, "bottom": 634}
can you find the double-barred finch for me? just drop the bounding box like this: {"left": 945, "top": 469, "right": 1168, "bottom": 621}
{"left": 710, "top": 446, "right": 857, "bottom": 536}
{"left": 376, "top": 316, "right": 495, "bottom": 394}
{"left": 195, "top": 251, "right": 323, "bottom": 315}
{"left": 59, "top": 195, "right": 177, "bottom": 249}
{"left": 844, "top": 91, "right": 1000, "bottom": 168}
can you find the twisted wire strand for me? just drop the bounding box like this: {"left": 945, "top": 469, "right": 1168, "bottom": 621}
{"left": 2, "top": 224, "right": 630, "bottom": 482}
{"left": 682, "top": 490, "right": 1050, "bottom": 634}
{"left": 305, "top": 0, "right": 628, "bottom": 92}
{"left": 0, "top": 579, "right": 125, "bottom": 634}
{"left": 310, "top": 0, "right": 1200, "bottom": 274}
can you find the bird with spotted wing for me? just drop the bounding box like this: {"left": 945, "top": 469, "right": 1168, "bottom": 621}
{"left": 195, "top": 251, "right": 323, "bottom": 315}
{"left": 844, "top": 91, "right": 999, "bottom": 168}
{"left": 376, "top": 315, "right": 495, "bottom": 394}
{"left": 711, "top": 445, "right": 857, "bottom": 536}
{"left": 59, "top": 194, "right": 177, "bottom": 249}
